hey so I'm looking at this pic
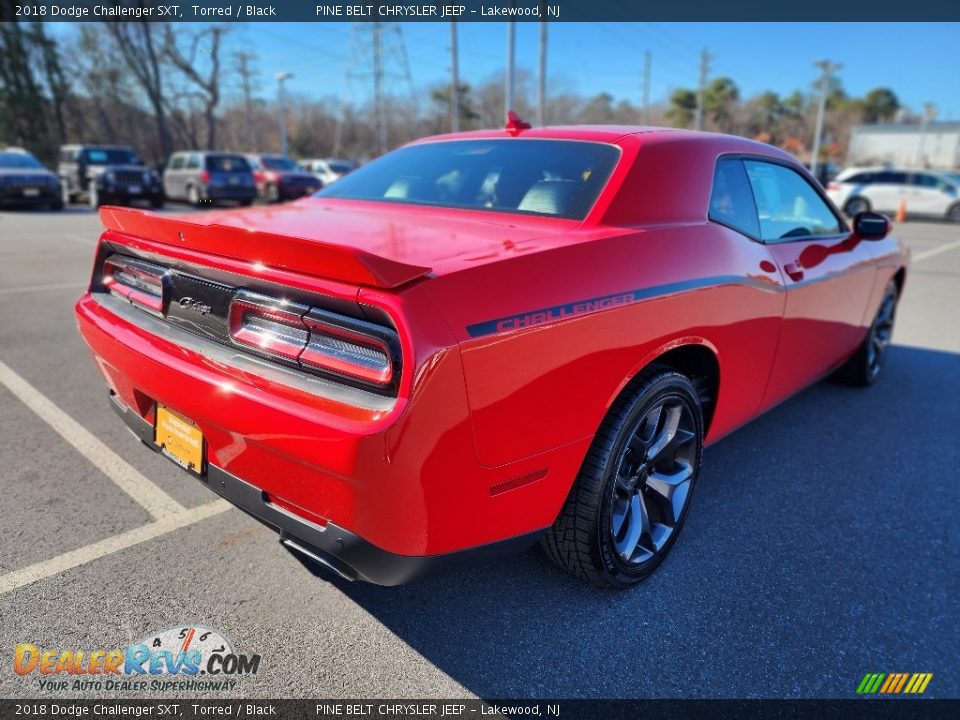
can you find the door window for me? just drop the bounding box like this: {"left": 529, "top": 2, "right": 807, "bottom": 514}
{"left": 169, "top": 155, "right": 184, "bottom": 171}
{"left": 743, "top": 160, "right": 842, "bottom": 243}
{"left": 709, "top": 158, "right": 760, "bottom": 238}
{"left": 185, "top": 155, "right": 201, "bottom": 170}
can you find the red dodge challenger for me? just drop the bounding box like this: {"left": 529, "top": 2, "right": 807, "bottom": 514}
{"left": 75, "top": 121, "right": 908, "bottom": 586}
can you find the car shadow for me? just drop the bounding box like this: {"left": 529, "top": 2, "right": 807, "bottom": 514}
{"left": 297, "top": 345, "right": 960, "bottom": 699}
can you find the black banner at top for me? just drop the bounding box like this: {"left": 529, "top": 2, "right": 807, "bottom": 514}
{"left": 2, "top": 0, "right": 959, "bottom": 22}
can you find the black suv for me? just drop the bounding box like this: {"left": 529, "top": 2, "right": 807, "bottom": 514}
{"left": 0, "top": 148, "right": 63, "bottom": 210}
{"left": 59, "top": 145, "right": 164, "bottom": 209}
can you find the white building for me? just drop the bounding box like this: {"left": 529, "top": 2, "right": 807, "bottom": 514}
{"left": 847, "top": 122, "right": 960, "bottom": 170}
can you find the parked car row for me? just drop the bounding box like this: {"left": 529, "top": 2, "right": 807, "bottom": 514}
{"left": 0, "top": 144, "right": 357, "bottom": 212}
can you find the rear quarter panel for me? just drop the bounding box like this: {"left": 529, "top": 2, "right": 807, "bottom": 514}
{"left": 425, "top": 223, "right": 787, "bottom": 467}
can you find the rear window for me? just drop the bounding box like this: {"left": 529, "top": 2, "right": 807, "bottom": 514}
{"left": 318, "top": 139, "right": 620, "bottom": 220}
{"left": 84, "top": 148, "right": 138, "bottom": 165}
{"left": 260, "top": 156, "right": 299, "bottom": 171}
{"left": 206, "top": 155, "right": 250, "bottom": 172}
{"left": 0, "top": 151, "right": 43, "bottom": 169}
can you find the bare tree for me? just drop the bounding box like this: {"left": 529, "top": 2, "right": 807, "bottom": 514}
{"left": 104, "top": 21, "right": 172, "bottom": 157}
{"left": 163, "top": 25, "right": 227, "bottom": 150}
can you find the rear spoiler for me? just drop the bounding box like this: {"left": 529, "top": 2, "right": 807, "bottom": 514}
{"left": 98, "top": 207, "right": 432, "bottom": 289}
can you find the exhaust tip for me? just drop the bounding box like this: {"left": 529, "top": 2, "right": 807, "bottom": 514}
{"left": 281, "top": 537, "right": 357, "bottom": 582}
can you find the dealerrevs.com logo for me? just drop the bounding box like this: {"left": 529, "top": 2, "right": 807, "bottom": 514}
{"left": 13, "top": 626, "right": 261, "bottom": 692}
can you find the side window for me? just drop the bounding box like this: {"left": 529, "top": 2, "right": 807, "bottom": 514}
{"left": 186, "top": 154, "right": 201, "bottom": 170}
{"left": 743, "top": 160, "right": 842, "bottom": 243}
{"left": 847, "top": 172, "right": 875, "bottom": 185}
{"left": 875, "top": 171, "right": 908, "bottom": 185}
{"left": 709, "top": 158, "right": 759, "bottom": 238}
{"left": 169, "top": 155, "right": 184, "bottom": 170}
{"left": 912, "top": 173, "right": 944, "bottom": 190}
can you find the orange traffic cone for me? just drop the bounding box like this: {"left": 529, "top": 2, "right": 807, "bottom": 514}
{"left": 895, "top": 199, "right": 908, "bottom": 223}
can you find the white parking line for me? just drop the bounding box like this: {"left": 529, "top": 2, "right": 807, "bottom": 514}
{"left": 0, "top": 499, "right": 230, "bottom": 596}
{"left": 0, "top": 282, "right": 84, "bottom": 296}
{"left": 0, "top": 358, "right": 185, "bottom": 520}
{"left": 913, "top": 237, "right": 960, "bottom": 262}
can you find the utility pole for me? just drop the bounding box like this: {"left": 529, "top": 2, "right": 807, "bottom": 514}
{"left": 536, "top": 20, "right": 547, "bottom": 126}
{"left": 694, "top": 48, "right": 711, "bottom": 131}
{"left": 811, "top": 59, "right": 842, "bottom": 179}
{"left": 276, "top": 71, "right": 292, "bottom": 156}
{"left": 450, "top": 22, "right": 460, "bottom": 132}
{"left": 915, "top": 102, "right": 937, "bottom": 167}
{"left": 372, "top": 22, "right": 387, "bottom": 155}
{"left": 234, "top": 51, "right": 257, "bottom": 150}
{"left": 642, "top": 50, "right": 651, "bottom": 125}
{"left": 505, "top": 20, "right": 516, "bottom": 116}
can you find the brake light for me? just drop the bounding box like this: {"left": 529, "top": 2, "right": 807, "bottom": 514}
{"left": 102, "top": 255, "right": 165, "bottom": 316}
{"left": 228, "top": 292, "right": 309, "bottom": 361}
{"left": 300, "top": 311, "right": 394, "bottom": 386}
{"left": 199, "top": 169, "right": 211, "bottom": 184}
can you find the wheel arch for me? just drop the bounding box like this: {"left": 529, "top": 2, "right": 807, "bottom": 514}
{"left": 609, "top": 339, "right": 721, "bottom": 437}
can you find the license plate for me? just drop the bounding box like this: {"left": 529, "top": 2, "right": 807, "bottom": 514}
{"left": 229, "top": 177, "right": 240, "bottom": 185}
{"left": 155, "top": 405, "right": 205, "bottom": 475}
{"left": 22, "top": 188, "right": 40, "bottom": 197}
{"left": 128, "top": 185, "right": 141, "bottom": 194}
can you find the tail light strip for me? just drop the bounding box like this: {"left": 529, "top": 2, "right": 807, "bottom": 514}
{"left": 102, "top": 256, "right": 166, "bottom": 317}
{"left": 99, "top": 254, "right": 400, "bottom": 395}
{"left": 227, "top": 291, "right": 397, "bottom": 389}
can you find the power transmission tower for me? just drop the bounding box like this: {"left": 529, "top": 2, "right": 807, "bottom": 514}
{"left": 811, "top": 59, "right": 842, "bottom": 178}
{"left": 335, "top": 22, "right": 417, "bottom": 158}
{"left": 233, "top": 51, "right": 258, "bottom": 150}
{"left": 642, "top": 50, "right": 651, "bottom": 125}
{"left": 694, "top": 48, "right": 711, "bottom": 131}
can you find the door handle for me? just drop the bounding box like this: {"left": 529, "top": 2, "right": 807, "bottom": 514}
{"left": 783, "top": 262, "right": 804, "bottom": 282}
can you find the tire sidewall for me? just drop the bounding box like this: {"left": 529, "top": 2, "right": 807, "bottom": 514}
{"left": 594, "top": 374, "right": 704, "bottom": 585}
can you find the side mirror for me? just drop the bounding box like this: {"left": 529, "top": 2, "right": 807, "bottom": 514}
{"left": 853, "top": 211, "right": 891, "bottom": 241}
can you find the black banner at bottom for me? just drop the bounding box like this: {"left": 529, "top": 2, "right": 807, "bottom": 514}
{"left": 1, "top": 699, "right": 959, "bottom": 720}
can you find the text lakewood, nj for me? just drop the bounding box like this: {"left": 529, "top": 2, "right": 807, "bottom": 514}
{"left": 316, "top": 4, "right": 561, "bottom": 17}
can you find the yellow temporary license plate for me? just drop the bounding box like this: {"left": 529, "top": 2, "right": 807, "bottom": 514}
{"left": 155, "top": 405, "right": 205, "bottom": 475}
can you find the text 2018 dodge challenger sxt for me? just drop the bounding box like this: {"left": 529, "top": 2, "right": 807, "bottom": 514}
{"left": 75, "top": 121, "right": 908, "bottom": 586}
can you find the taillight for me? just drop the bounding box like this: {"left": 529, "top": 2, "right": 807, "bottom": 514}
{"left": 827, "top": 182, "right": 840, "bottom": 191}
{"left": 199, "top": 169, "right": 211, "bottom": 184}
{"left": 227, "top": 292, "right": 397, "bottom": 388}
{"left": 228, "top": 291, "right": 309, "bottom": 361}
{"left": 300, "top": 309, "right": 394, "bottom": 386}
{"left": 102, "top": 255, "right": 166, "bottom": 316}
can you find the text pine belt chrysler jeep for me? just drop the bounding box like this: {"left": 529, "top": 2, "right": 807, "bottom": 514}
{"left": 75, "top": 120, "right": 908, "bottom": 586}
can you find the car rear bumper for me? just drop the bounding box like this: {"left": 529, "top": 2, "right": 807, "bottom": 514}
{"left": 109, "top": 391, "right": 542, "bottom": 585}
{"left": 204, "top": 186, "right": 257, "bottom": 201}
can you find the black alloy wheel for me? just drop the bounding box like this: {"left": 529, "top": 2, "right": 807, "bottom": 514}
{"left": 542, "top": 369, "right": 704, "bottom": 587}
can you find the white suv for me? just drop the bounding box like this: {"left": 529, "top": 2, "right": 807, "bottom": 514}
{"left": 827, "top": 166, "right": 960, "bottom": 222}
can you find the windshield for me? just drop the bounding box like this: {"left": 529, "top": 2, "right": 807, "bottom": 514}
{"left": 261, "top": 156, "right": 299, "bottom": 171}
{"left": 317, "top": 139, "right": 620, "bottom": 220}
{"left": 84, "top": 148, "right": 138, "bottom": 165}
{"left": 206, "top": 155, "right": 250, "bottom": 172}
{"left": 0, "top": 152, "right": 44, "bottom": 169}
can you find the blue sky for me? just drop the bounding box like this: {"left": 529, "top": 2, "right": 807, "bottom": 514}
{"left": 57, "top": 21, "right": 960, "bottom": 118}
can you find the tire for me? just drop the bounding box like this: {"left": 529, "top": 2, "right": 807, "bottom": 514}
{"left": 844, "top": 196, "right": 870, "bottom": 216}
{"left": 266, "top": 183, "right": 280, "bottom": 203}
{"left": 150, "top": 196, "right": 165, "bottom": 210}
{"left": 187, "top": 184, "right": 201, "bottom": 207}
{"left": 947, "top": 203, "right": 960, "bottom": 223}
{"left": 239, "top": 199, "right": 254, "bottom": 207}
{"left": 542, "top": 368, "right": 704, "bottom": 587}
{"left": 49, "top": 197, "right": 64, "bottom": 211}
{"left": 834, "top": 280, "right": 899, "bottom": 387}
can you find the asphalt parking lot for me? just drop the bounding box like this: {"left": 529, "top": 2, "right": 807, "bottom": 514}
{"left": 0, "top": 205, "right": 958, "bottom": 700}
